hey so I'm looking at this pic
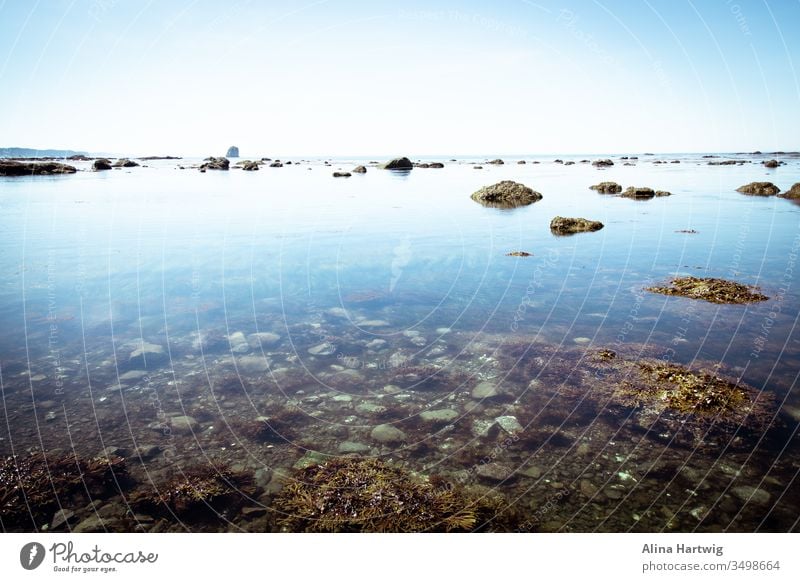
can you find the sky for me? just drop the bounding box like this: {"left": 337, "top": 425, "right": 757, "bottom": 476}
{"left": 0, "top": 0, "right": 798, "bottom": 156}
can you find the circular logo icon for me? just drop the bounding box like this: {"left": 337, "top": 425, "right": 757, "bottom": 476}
{"left": 20, "top": 542, "right": 46, "bottom": 570}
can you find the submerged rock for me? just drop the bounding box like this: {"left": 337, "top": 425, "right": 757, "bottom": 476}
{"left": 471, "top": 381, "right": 500, "bottom": 399}
{"left": 377, "top": 157, "right": 413, "bottom": 170}
{"left": 549, "top": 216, "right": 604, "bottom": 235}
{"left": 247, "top": 332, "right": 281, "bottom": 348}
{"left": 470, "top": 180, "right": 543, "bottom": 209}
{"left": 370, "top": 424, "right": 407, "bottom": 443}
{"left": 0, "top": 160, "right": 77, "bottom": 176}
{"left": 736, "top": 181, "right": 779, "bottom": 196}
{"left": 646, "top": 276, "right": 768, "bottom": 304}
{"left": 169, "top": 415, "right": 198, "bottom": 434}
{"left": 589, "top": 181, "right": 622, "bottom": 194}
{"left": 93, "top": 158, "right": 112, "bottom": 171}
{"left": 731, "top": 485, "right": 771, "bottom": 505}
{"left": 308, "top": 342, "right": 336, "bottom": 356}
{"left": 420, "top": 409, "right": 459, "bottom": 422}
{"left": 338, "top": 441, "right": 371, "bottom": 454}
{"left": 476, "top": 463, "right": 516, "bottom": 482}
{"left": 128, "top": 342, "right": 166, "bottom": 368}
{"left": 494, "top": 415, "right": 523, "bottom": 435}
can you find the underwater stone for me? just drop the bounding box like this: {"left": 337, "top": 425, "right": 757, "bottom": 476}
{"left": 494, "top": 415, "right": 523, "bottom": 434}
{"left": 169, "top": 415, "right": 198, "bottom": 435}
{"left": 128, "top": 342, "right": 166, "bottom": 368}
{"left": 471, "top": 419, "right": 495, "bottom": 438}
{"left": 338, "top": 441, "right": 371, "bottom": 454}
{"left": 731, "top": 486, "right": 771, "bottom": 505}
{"left": 420, "top": 409, "right": 459, "bottom": 422}
{"left": 476, "top": 463, "right": 516, "bottom": 482}
{"left": 308, "top": 342, "right": 336, "bottom": 355}
{"left": 355, "top": 402, "right": 387, "bottom": 415}
{"left": 370, "top": 424, "right": 407, "bottom": 443}
{"left": 237, "top": 354, "right": 270, "bottom": 373}
{"left": 247, "top": 332, "right": 281, "bottom": 348}
{"left": 119, "top": 370, "right": 147, "bottom": 381}
{"left": 293, "top": 450, "right": 330, "bottom": 470}
{"left": 471, "top": 381, "right": 500, "bottom": 399}
{"left": 228, "top": 331, "right": 250, "bottom": 353}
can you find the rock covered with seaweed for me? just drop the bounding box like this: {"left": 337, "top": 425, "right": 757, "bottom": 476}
{"left": 470, "top": 181, "right": 542, "bottom": 209}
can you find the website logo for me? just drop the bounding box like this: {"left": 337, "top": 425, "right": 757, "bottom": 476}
{"left": 20, "top": 542, "right": 46, "bottom": 570}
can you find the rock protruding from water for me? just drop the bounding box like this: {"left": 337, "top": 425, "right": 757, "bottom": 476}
{"left": 238, "top": 160, "right": 259, "bottom": 171}
{"left": 762, "top": 159, "right": 779, "bottom": 168}
{"left": 352, "top": 165, "right": 367, "bottom": 173}
{"left": 592, "top": 159, "right": 614, "bottom": 167}
{"left": 0, "top": 161, "right": 77, "bottom": 176}
{"left": 646, "top": 276, "right": 768, "bottom": 304}
{"left": 200, "top": 157, "right": 230, "bottom": 171}
{"left": 550, "top": 216, "right": 604, "bottom": 235}
{"left": 377, "top": 157, "right": 413, "bottom": 170}
{"left": 736, "top": 181, "right": 780, "bottom": 196}
{"left": 487, "top": 158, "right": 504, "bottom": 165}
{"left": 226, "top": 146, "right": 240, "bottom": 158}
{"left": 112, "top": 158, "right": 139, "bottom": 168}
{"left": 332, "top": 171, "right": 351, "bottom": 178}
{"left": 590, "top": 181, "right": 622, "bottom": 193}
{"left": 470, "top": 180, "right": 543, "bottom": 209}
{"left": 93, "top": 158, "right": 112, "bottom": 171}
{"left": 779, "top": 183, "right": 800, "bottom": 199}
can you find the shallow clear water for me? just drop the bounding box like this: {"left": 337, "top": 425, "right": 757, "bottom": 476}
{"left": 1, "top": 154, "right": 799, "bottom": 532}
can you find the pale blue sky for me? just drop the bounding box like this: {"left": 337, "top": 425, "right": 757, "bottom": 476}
{"left": 1, "top": 0, "right": 798, "bottom": 156}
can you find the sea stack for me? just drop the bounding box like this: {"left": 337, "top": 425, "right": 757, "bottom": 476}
{"left": 226, "top": 145, "right": 240, "bottom": 158}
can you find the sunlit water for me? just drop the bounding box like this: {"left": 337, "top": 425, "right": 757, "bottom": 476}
{"left": 1, "top": 154, "right": 799, "bottom": 532}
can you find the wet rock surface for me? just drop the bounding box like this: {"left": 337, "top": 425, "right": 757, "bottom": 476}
{"left": 736, "top": 181, "right": 780, "bottom": 196}
{"left": 646, "top": 276, "right": 768, "bottom": 304}
{"left": 549, "top": 216, "right": 604, "bottom": 235}
{"left": 470, "top": 181, "right": 543, "bottom": 209}
{"left": 0, "top": 160, "right": 77, "bottom": 176}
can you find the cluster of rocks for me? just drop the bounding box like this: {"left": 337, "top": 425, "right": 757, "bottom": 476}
{"left": 592, "top": 159, "right": 614, "bottom": 167}
{"left": 377, "top": 157, "right": 413, "bottom": 170}
{"left": 199, "top": 157, "right": 230, "bottom": 171}
{"left": 588, "top": 182, "right": 671, "bottom": 199}
{"left": 735, "top": 181, "right": 800, "bottom": 198}
{"left": 621, "top": 186, "right": 671, "bottom": 199}
{"left": 0, "top": 160, "right": 77, "bottom": 176}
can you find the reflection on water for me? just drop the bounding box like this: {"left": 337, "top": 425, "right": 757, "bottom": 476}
{"left": 1, "top": 154, "right": 799, "bottom": 532}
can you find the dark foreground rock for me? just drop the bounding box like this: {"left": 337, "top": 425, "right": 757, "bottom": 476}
{"left": 646, "top": 276, "right": 768, "bottom": 304}
{"left": 736, "top": 182, "right": 779, "bottom": 196}
{"left": 763, "top": 159, "right": 779, "bottom": 168}
{"left": 332, "top": 171, "right": 351, "bottom": 178}
{"left": 112, "top": 158, "right": 140, "bottom": 168}
{"left": 470, "top": 180, "right": 543, "bottom": 209}
{"left": 0, "top": 160, "right": 77, "bottom": 176}
{"left": 200, "top": 157, "right": 230, "bottom": 171}
{"left": 620, "top": 186, "right": 670, "bottom": 199}
{"left": 93, "top": 158, "right": 112, "bottom": 171}
{"left": 779, "top": 183, "right": 800, "bottom": 199}
{"left": 377, "top": 157, "right": 413, "bottom": 170}
{"left": 590, "top": 181, "right": 622, "bottom": 194}
{"left": 549, "top": 216, "right": 604, "bottom": 235}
